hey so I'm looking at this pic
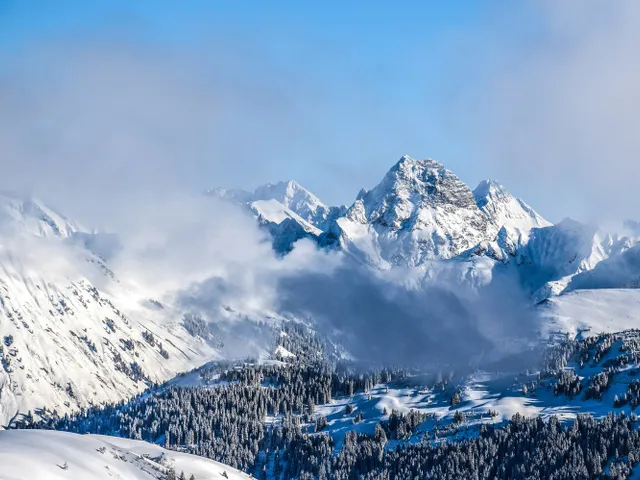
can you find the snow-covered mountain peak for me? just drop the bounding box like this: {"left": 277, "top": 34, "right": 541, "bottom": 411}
{"left": 474, "top": 180, "right": 509, "bottom": 206}
{"left": 348, "top": 155, "right": 482, "bottom": 227}
{"left": 252, "top": 180, "right": 330, "bottom": 226}
{"left": 473, "top": 179, "right": 551, "bottom": 237}
{"left": 325, "top": 156, "right": 494, "bottom": 267}
{"left": 393, "top": 154, "right": 443, "bottom": 171}
{"left": 254, "top": 179, "right": 308, "bottom": 202}
{"left": 376, "top": 155, "right": 461, "bottom": 204}
{"left": 207, "top": 179, "right": 345, "bottom": 232}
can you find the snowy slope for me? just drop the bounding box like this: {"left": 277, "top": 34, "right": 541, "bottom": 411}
{"left": 0, "top": 230, "right": 219, "bottom": 426}
{"left": 252, "top": 180, "right": 341, "bottom": 230}
{"left": 206, "top": 183, "right": 330, "bottom": 253}
{"left": 248, "top": 199, "right": 321, "bottom": 254}
{"left": 471, "top": 180, "right": 551, "bottom": 260}
{"left": 512, "top": 220, "right": 627, "bottom": 300}
{"left": 0, "top": 196, "right": 229, "bottom": 426}
{"left": 539, "top": 288, "right": 640, "bottom": 338}
{"left": 516, "top": 220, "right": 608, "bottom": 298}
{"left": 206, "top": 181, "right": 343, "bottom": 232}
{"left": 566, "top": 241, "right": 640, "bottom": 291}
{"left": 0, "top": 430, "right": 252, "bottom": 480}
{"left": 474, "top": 180, "right": 550, "bottom": 235}
{"left": 249, "top": 199, "right": 321, "bottom": 236}
{"left": 0, "top": 194, "right": 82, "bottom": 238}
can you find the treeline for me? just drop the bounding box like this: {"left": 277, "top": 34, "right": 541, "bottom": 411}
{"left": 19, "top": 361, "right": 409, "bottom": 474}
{"left": 15, "top": 358, "right": 640, "bottom": 479}
{"left": 16, "top": 328, "right": 640, "bottom": 479}
{"left": 20, "top": 395, "right": 640, "bottom": 479}
{"left": 536, "top": 330, "right": 640, "bottom": 408}
{"left": 324, "top": 413, "right": 640, "bottom": 480}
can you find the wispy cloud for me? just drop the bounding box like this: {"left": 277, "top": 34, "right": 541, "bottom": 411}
{"left": 460, "top": 1, "right": 640, "bottom": 224}
{"left": 0, "top": 31, "right": 544, "bottom": 369}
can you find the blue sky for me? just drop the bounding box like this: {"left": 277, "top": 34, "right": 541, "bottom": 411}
{"left": 2, "top": 1, "right": 633, "bottom": 223}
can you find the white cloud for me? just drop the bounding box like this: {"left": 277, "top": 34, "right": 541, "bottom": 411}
{"left": 464, "top": 1, "right": 640, "bottom": 224}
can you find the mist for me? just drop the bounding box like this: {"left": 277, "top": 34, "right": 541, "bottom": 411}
{"left": 0, "top": 23, "right": 563, "bottom": 370}
{"left": 0, "top": 39, "right": 339, "bottom": 226}
{"left": 459, "top": 1, "right": 640, "bottom": 224}
{"left": 275, "top": 260, "right": 539, "bottom": 370}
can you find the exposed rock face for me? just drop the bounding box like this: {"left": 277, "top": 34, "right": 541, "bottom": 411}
{"left": 322, "top": 156, "right": 497, "bottom": 267}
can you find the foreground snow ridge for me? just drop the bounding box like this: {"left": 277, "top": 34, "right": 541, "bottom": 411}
{"left": 0, "top": 430, "right": 252, "bottom": 480}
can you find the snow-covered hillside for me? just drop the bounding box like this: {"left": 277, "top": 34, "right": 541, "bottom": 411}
{"left": 566, "top": 242, "right": 640, "bottom": 291}
{"left": 0, "top": 430, "right": 252, "bottom": 480}
{"left": 474, "top": 180, "right": 550, "bottom": 234}
{"left": 0, "top": 196, "right": 289, "bottom": 427}
{"left": 539, "top": 288, "right": 640, "bottom": 338}
{"left": 207, "top": 181, "right": 344, "bottom": 232}
{"left": 0, "top": 194, "right": 82, "bottom": 238}
{"left": 0, "top": 227, "right": 221, "bottom": 426}
{"left": 3, "top": 153, "right": 640, "bottom": 430}
{"left": 252, "top": 180, "right": 344, "bottom": 231}
{"left": 206, "top": 182, "right": 338, "bottom": 253}
{"left": 249, "top": 199, "right": 321, "bottom": 253}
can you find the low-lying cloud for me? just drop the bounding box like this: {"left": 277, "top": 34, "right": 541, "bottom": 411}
{"left": 275, "top": 260, "right": 539, "bottom": 369}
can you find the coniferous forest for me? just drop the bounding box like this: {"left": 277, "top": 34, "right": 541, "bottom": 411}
{"left": 14, "top": 325, "right": 640, "bottom": 479}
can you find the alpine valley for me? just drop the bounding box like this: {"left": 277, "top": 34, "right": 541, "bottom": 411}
{"left": 5, "top": 155, "right": 640, "bottom": 479}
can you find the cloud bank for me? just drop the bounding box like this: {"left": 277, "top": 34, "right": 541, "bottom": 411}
{"left": 461, "top": 1, "right": 640, "bottom": 224}
{"left": 275, "top": 261, "right": 538, "bottom": 369}
{"left": 0, "top": 30, "right": 550, "bottom": 370}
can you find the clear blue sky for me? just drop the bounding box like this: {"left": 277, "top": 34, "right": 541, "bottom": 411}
{"left": 0, "top": 1, "right": 554, "bottom": 213}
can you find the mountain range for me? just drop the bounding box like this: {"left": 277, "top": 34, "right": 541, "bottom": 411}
{"left": 210, "top": 155, "right": 638, "bottom": 298}
{"left": 1, "top": 154, "right": 639, "bottom": 426}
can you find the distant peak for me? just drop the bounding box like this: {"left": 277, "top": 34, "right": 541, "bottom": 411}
{"left": 473, "top": 179, "right": 551, "bottom": 231}
{"left": 397, "top": 154, "right": 415, "bottom": 165}
{"left": 394, "top": 155, "right": 444, "bottom": 171}
{"left": 355, "top": 188, "right": 369, "bottom": 201}
{"left": 264, "top": 179, "right": 301, "bottom": 190}
{"left": 473, "top": 180, "right": 510, "bottom": 203}
{"left": 253, "top": 179, "right": 319, "bottom": 204}
{"left": 476, "top": 179, "right": 503, "bottom": 189}
{"left": 382, "top": 156, "right": 450, "bottom": 189}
